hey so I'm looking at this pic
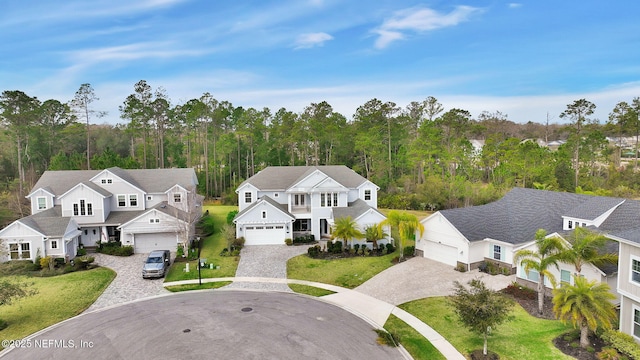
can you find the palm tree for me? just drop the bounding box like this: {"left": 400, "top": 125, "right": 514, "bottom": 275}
{"left": 553, "top": 276, "right": 616, "bottom": 349}
{"left": 560, "top": 227, "right": 618, "bottom": 275}
{"left": 364, "top": 224, "right": 388, "bottom": 250}
{"left": 381, "top": 211, "right": 424, "bottom": 260}
{"left": 514, "top": 229, "right": 566, "bottom": 315}
{"left": 331, "top": 216, "right": 363, "bottom": 249}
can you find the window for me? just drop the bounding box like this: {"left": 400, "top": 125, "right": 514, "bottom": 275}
{"left": 294, "top": 194, "right": 305, "bottom": 206}
{"left": 72, "top": 199, "right": 92, "bottom": 216}
{"left": 364, "top": 190, "right": 371, "bottom": 201}
{"left": 293, "top": 219, "right": 310, "bottom": 231}
{"left": 20, "top": 243, "right": 30, "bottom": 259}
{"left": 561, "top": 269, "right": 571, "bottom": 284}
{"left": 51, "top": 240, "right": 58, "bottom": 249}
{"left": 493, "top": 245, "right": 502, "bottom": 261}
{"left": 118, "top": 195, "right": 126, "bottom": 207}
{"left": 245, "top": 192, "right": 252, "bottom": 203}
{"left": 321, "top": 192, "right": 338, "bottom": 207}
{"left": 9, "top": 243, "right": 18, "bottom": 259}
{"left": 174, "top": 193, "right": 182, "bottom": 203}
{"left": 635, "top": 308, "right": 640, "bottom": 338}
{"left": 632, "top": 258, "right": 640, "bottom": 283}
{"left": 261, "top": 211, "right": 267, "bottom": 219}
{"left": 147, "top": 195, "right": 153, "bottom": 201}
{"left": 129, "top": 194, "right": 138, "bottom": 207}
{"left": 37, "top": 197, "right": 46, "bottom": 210}
{"left": 274, "top": 193, "right": 279, "bottom": 198}
{"left": 149, "top": 218, "right": 160, "bottom": 224}
{"left": 101, "top": 178, "right": 113, "bottom": 184}
{"left": 568, "top": 220, "right": 573, "bottom": 229}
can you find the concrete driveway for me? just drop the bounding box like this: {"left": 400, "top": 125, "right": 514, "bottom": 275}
{"left": 2, "top": 291, "right": 405, "bottom": 360}
{"left": 85, "top": 253, "right": 169, "bottom": 312}
{"left": 355, "top": 257, "right": 515, "bottom": 305}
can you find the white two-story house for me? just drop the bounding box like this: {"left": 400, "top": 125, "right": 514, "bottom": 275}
{"left": 0, "top": 167, "right": 202, "bottom": 262}
{"left": 233, "top": 165, "right": 388, "bottom": 246}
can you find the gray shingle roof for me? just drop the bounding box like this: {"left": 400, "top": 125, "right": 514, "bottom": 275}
{"left": 30, "top": 167, "right": 197, "bottom": 196}
{"left": 332, "top": 199, "right": 383, "bottom": 220}
{"left": 234, "top": 196, "right": 293, "bottom": 221}
{"left": 238, "top": 166, "right": 369, "bottom": 190}
{"left": 21, "top": 207, "right": 70, "bottom": 237}
{"left": 440, "top": 188, "right": 640, "bottom": 245}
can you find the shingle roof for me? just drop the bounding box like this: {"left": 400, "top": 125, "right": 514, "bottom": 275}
{"left": 440, "top": 188, "right": 640, "bottom": 245}
{"left": 332, "top": 199, "right": 384, "bottom": 220}
{"left": 30, "top": 167, "right": 197, "bottom": 196}
{"left": 20, "top": 207, "right": 70, "bottom": 237}
{"left": 238, "top": 166, "right": 369, "bottom": 190}
{"left": 234, "top": 196, "right": 294, "bottom": 221}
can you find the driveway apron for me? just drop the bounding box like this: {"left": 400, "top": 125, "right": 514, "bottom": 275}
{"left": 223, "top": 245, "right": 311, "bottom": 291}
{"left": 85, "top": 253, "right": 169, "bottom": 312}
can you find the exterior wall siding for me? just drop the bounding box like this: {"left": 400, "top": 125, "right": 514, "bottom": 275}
{"left": 619, "top": 242, "right": 640, "bottom": 298}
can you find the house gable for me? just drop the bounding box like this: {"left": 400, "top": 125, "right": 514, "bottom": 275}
{"left": 27, "top": 187, "right": 56, "bottom": 214}
{"left": 234, "top": 197, "right": 294, "bottom": 225}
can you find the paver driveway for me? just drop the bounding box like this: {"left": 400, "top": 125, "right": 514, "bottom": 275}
{"left": 85, "top": 253, "right": 169, "bottom": 312}
{"left": 355, "top": 256, "right": 515, "bottom": 305}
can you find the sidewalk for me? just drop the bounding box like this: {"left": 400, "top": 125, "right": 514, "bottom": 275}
{"left": 164, "top": 277, "right": 466, "bottom": 360}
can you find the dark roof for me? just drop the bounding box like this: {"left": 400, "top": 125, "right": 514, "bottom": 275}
{"left": 333, "top": 199, "right": 384, "bottom": 220}
{"left": 238, "top": 166, "right": 369, "bottom": 190}
{"left": 440, "top": 188, "right": 640, "bottom": 245}
{"left": 30, "top": 167, "right": 197, "bottom": 197}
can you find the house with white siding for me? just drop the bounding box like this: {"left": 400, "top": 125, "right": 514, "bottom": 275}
{"left": 0, "top": 167, "right": 202, "bottom": 262}
{"left": 234, "top": 165, "right": 389, "bottom": 246}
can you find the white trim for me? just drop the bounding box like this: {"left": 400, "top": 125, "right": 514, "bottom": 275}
{"left": 37, "top": 196, "right": 47, "bottom": 210}
{"left": 630, "top": 254, "right": 640, "bottom": 286}
{"left": 632, "top": 303, "right": 640, "bottom": 340}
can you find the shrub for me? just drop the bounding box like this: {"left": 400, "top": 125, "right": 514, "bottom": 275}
{"left": 0, "top": 318, "right": 7, "bottom": 331}
{"left": 226, "top": 210, "right": 238, "bottom": 225}
{"left": 600, "top": 330, "right": 640, "bottom": 360}
{"left": 354, "top": 244, "right": 360, "bottom": 253}
{"left": 455, "top": 264, "right": 467, "bottom": 272}
{"left": 403, "top": 246, "right": 415, "bottom": 257}
{"left": 177, "top": 244, "right": 184, "bottom": 258}
{"left": 307, "top": 245, "right": 321, "bottom": 258}
{"left": 502, "top": 282, "right": 536, "bottom": 300}
{"left": 597, "top": 347, "right": 624, "bottom": 360}
{"left": 329, "top": 241, "right": 343, "bottom": 254}
{"left": 232, "top": 237, "right": 245, "bottom": 249}
{"left": 39, "top": 256, "right": 51, "bottom": 270}
{"left": 198, "top": 215, "right": 216, "bottom": 236}
{"left": 74, "top": 256, "right": 95, "bottom": 270}
{"left": 97, "top": 244, "right": 133, "bottom": 256}
{"left": 285, "top": 238, "right": 293, "bottom": 246}
{"left": 76, "top": 247, "right": 87, "bottom": 256}
{"left": 385, "top": 243, "right": 395, "bottom": 254}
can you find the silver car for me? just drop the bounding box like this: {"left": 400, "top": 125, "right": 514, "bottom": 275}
{"left": 142, "top": 250, "right": 171, "bottom": 279}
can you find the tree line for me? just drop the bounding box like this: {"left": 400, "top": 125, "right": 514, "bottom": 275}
{"left": 1, "top": 81, "right": 640, "bottom": 222}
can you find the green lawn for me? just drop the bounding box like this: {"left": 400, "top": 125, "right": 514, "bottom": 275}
{"left": 399, "top": 297, "right": 573, "bottom": 360}
{"left": 164, "top": 205, "right": 239, "bottom": 282}
{"left": 0, "top": 267, "right": 115, "bottom": 350}
{"left": 383, "top": 314, "right": 446, "bottom": 360}
{"left": 287, "top": 251, "right": 398, "bottom": 289}
{"left": 287, "top": 284, "right": 336, "bottom": 297}
{"left": 165, "top": 281, "right": 233, "bottom": 292}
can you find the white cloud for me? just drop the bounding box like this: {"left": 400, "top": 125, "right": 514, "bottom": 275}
{"left": 294, "top": 32, "right": 334, "bottom": 49}
{"left": 508, "top": 3, "right": 523, "bottom": 9}
{"left": 373, "top": 5, "right": 481, "bottom": 49}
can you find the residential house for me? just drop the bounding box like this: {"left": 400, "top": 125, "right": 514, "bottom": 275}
{"left": 416, "top": 188, "right": 633, "bottom": 300}
{"left": 234, "top": 165, "right": 388, "bottom": 246}
{"left": 0, "top": 167, "right": 202, "bottom": 262}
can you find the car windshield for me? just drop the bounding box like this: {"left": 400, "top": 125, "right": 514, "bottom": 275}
{"left": 147, "top": 257, "right": 162, "bottom": 264}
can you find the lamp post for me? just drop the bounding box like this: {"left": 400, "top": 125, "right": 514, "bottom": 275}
{"left": 198, "top": 257, "right": 202, "bottom": 285}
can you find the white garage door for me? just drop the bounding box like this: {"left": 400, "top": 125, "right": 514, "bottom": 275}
{"left": 134, "top": 233, "right": 178, "bottom": 253}
{"left": 244, "top": 225, "right": 286, "bottom": 245}
{"left": 423, "top": 241, "right": 458, "bottom": 267}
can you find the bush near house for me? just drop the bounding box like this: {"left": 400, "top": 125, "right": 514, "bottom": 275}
{"left": 95, "top": 241, "right": 134, "bottom": 256}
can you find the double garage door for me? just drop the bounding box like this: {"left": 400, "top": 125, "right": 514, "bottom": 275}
{"left": 134, "top": 233, "right": 178, "bottom": 254}
{"left": 423, "top": 241, "right": 458, "bottom": 267}
{"left": 244, "top": 225, "right": 286, "bottom": 245}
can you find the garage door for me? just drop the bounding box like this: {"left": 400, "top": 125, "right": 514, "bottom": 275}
{"left": 244, "top": 225, "right": 286, "bottom": 245}
{"left": 134, "top": 233, "right": 178, "bottom": 253}
{"left": 423, "top": 241, "right": 458, "bottom": 267}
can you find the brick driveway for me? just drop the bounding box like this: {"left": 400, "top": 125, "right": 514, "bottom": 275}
{"left": 85, "top": 253, "right": 169, "bottom": 312}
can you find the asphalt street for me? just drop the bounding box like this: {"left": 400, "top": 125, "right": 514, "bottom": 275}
{"left": 1, "top": 290, "right": 405, "bottom": 360}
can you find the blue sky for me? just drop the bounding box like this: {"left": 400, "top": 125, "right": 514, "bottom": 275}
{"left": 2, "top": 0, "right": 639, "bottom": 125}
